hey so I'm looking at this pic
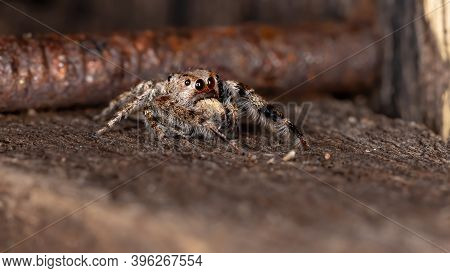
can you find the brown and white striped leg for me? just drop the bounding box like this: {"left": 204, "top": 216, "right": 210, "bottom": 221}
{"left": 94, "top": 80, "right": 156, "bottom": 121}
{"left": 145, "top": 102, "right": 239, "bottom": 152}
{"left": 222, "top": 80, "right": 309, "bottom": 149}
{"left": 143, "top": 109, "right": 189, "bottom": 140}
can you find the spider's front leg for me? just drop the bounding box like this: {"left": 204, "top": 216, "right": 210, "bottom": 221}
{"left": 96, "top": 81, "right": 164, "bottom": 135}
{"left": 94, "top": 81, "right": 156, "bottom": 121}
{"left": 145, "top": 98, "right": 240, "bottom": 152}
{"left": 143, "top": 109, "right": 190, "bottom": 140}
{"left": 221, "top": 80, "right": 309, "bottom": 150}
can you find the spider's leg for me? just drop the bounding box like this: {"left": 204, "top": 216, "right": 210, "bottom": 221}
{"left": 146, "top": 100, "right": 240, "bottom": 152}
{"left": 143, "top": 109, "right": 189, "bottom": 140}
{"left": 222, "top": 80, "right": 309, "bottom": 149}
{"left": 222, "top": 102, "right": 239, "bottom": 138}
{"left": 143, "top": 110, "right": 166, "bottom": 140}
{"left": 205, "top": 123, "right": 240, "bottom": 152}
{"left": 94, "top": 80, "right": 155, "bottom": 121}
{"left": 96, "top": 81, "right": 163, "bottom": 135}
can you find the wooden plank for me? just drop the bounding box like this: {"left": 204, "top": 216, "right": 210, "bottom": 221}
{"left": 1, "top": 100, "right": 448, "bottom": 252}
{"left": 422, "top": 0, "right": 450, "bottom": 139}
{"left": 375, "top": 0, "right": 450, "bottom": 140}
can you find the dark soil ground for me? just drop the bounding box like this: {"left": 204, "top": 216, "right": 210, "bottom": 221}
{"left": 0, "top": 99, "right": 448, "bottom": 252}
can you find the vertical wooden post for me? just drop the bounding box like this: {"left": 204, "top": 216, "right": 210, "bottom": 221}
{"left": 375, "top": 0, "right": 450, "bottom": 140}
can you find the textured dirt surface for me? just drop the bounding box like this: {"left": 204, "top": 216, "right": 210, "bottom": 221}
{"left": 0, "top": 99, "right": 449, "bottom": 252}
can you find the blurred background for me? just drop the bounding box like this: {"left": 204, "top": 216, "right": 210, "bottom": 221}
{"left": 0, "top": 0, "right": 374, "bottom": 34}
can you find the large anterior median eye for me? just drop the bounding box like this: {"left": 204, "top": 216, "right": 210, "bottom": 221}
{"left": 195, "top": 79, "right": 205, "bottom": 90}
{"left": 207, "top": 77, "right": 215, "bottom": 88}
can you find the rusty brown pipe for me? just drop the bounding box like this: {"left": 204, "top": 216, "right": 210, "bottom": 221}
{"left": 0, "top": 23, "right": 380, "bottom": 112}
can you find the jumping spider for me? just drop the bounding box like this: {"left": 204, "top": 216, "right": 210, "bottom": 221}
{"left": 95, "top": 69, "right": 309, "bottom": 150}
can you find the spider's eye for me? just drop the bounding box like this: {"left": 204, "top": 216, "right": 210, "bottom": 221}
{"left": 207, "top": 77, "right": 215, "bottom": 88}
{"left": 184, "top": 79, "right": 191, "bottom": 86}
{"left": 195, "top": 79, "right": 205, "bottom": 90}
{"left": 168, "top": 75, "right": 172, "bottom": 81}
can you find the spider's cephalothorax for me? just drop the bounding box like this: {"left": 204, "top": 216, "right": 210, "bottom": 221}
{"left": 95, "top": 69, "right": 309, "bottom": 150}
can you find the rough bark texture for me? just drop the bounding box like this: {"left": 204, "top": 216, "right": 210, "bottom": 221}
{"left": 0, "top": 24, "right": 380, "bottom": 112}
{"left": 375, "top": 0, "right": 450, "bottom": 140}
{"left": 0, "top": 99, "right": 448, "bottom": 252}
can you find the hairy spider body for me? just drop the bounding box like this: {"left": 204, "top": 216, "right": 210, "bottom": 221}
{"left": 95, "top": 69, "right": 308, "bottom": 149}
